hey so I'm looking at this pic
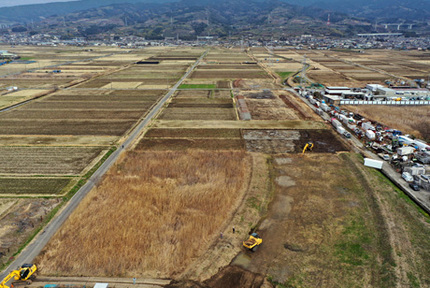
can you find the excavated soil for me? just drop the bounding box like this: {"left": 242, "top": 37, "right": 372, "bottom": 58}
{"left": 243, "top": 130, "right": 348, "bottom": 154}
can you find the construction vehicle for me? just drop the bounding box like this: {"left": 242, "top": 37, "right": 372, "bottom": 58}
{"left": 243, "top": 233, "right": 262, "bottom": 252}
{"left": 302, "top": 142, "right": 314, "bottom": 154}
{"left": 0, "top": 264, "right": 37, "bottom": 288}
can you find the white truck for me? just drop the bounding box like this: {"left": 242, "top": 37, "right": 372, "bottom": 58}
{"left": 366, "top": 130, "right": 376, "bottom": 140}
{"left": 362, "top": 122, "right": 375, "bottom": 131}
{"left": 397, "top": 146, "right": 415, "bottom": 156}
{"left": 364, "top": 158, "right": 383, "bottom": 169}
{"left": 402, "top": 172, "right": 414, "bottom": 183}
{"left": 320, "top": 103, "right": 330, "bottom": 112}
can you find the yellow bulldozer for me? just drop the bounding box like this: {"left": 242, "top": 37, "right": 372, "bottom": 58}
{"left": 0, "top": 264, "right": 37, "bottom": 288}
{"left": 243, "top": 233, "right": 262, "bottom": 252}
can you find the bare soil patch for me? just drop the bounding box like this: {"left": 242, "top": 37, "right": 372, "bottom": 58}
{"left": 245, "top": 99, "right": 299, "bottom": 120}
{"left": 0, "top": 120, "right": 136, "bottom": 136}
{"left": 19, "top": 101, "right": 154, "bottom": 110}
{"left": 0, "top": 198, "right": 61, "bottom": 267}
{"left": 0, "top": 110, "right": 144, "bottom": 120}
{"left": 191, "top": 71, "right": 270, "bottom": 79}
{"left": 243, "top": 130, "right": 347, "bottom": 154}
{"left": 198, "top": 65, "right": 260, "bottom": 70}
{"left": 137, "top": 139, "right": 245, "bottom": 151}
{"left": 159, "top": 108, "right": 236, "bottom": 121}
{"left": 145, "top": 128, "right": 241, "bottom": 139}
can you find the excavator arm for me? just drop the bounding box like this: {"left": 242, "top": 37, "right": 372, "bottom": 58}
{"left": 0, "top": 271, "right": 20, "bottom": 288}
{"left": 0, "top": 264, "right": 37, "bottom": 288}
{"left": 302, "top": 142, "right": 314, "bottom": 154}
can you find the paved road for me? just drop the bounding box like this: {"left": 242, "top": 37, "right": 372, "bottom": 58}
{"left": 0, "top": 50, "right": 208, "bottom": 279}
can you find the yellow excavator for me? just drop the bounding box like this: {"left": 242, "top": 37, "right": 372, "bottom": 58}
{"left": 302, "top": 142, "right": 314, "bottom": 154}
{"left": 0, "top": 264, "right": 37, "bottom": 288}
{"left": 243, "top": 233, "right": 263, "bottom": 252}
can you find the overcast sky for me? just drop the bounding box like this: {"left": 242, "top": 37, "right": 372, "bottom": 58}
{"left": 0, "top": 0, "right": 79, "bottom": 8}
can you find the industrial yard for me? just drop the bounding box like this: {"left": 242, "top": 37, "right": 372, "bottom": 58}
{"left": 0, "top": 46, "right": 430, "bottom": 288}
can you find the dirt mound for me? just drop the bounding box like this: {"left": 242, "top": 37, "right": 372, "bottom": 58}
{"left": 204, "top": 266, "right": 268, "bottom": 288}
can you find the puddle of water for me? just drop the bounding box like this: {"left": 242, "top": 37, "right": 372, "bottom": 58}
{"left": 231, "top": 252, "right": 252, "bottom": 269}
{"left": 274, "top": 157, "right": 292, "bottom": 165}
{"left": 275, "top": 176, "right": 296, "bottom": 187}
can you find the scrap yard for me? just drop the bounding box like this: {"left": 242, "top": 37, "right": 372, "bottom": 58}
{"left": 0, "top": 46, "right": 429, "bottom": 288}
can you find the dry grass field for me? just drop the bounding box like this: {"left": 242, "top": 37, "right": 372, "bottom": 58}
{"left": 345, "top": 105, "right": 430, "bottom": 140}
{"left": 242, "top": 153, "right": 430, "bottom": 287}
{"left": 37, "top": 150, "right": 250, "bottom": 278}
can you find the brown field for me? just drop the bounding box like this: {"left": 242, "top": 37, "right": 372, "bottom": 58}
{"left": 0, "top": 120, "right": 136, "bottom": 136}
{"left": 0, "top": 135, "right": 117, "bottom": 147}
{"left": 137, "top": 139, "right": 245, "bottom": 151}
{"left": 44, "top": 93, "right": 163, "bottom": 103}
{"left": 145, "top": 128, "right": 241, "bottom": 138}
{"left": 307, "top": 70, "right": 358, "bottom": 86}
{"left": 18, "top": 101, "right": 154, "bottom": 110}
{"left": 243, "top": 129, "right": 347, "bottom": 154}
{"left": 198, "top": 65, "right": 260, "bottom": 70}
{"left": 75, "top": 80, "right": 110, "bottom": 88}
{"left": 344, "top": 105, "right": 430, "bottom": 140}
{"left": 245, "top": 99, "right": 300, "bottom": 120}
{"left": 191, "top": 70, "right": 270, "bottom": 79}
{"left": 0, "top": 109, "right": 144, "bottom": 120}
{"left": 175, "top": 90, "right": 212, "bottom": 98}
{"left": 0, "top": 147, "right": 103, "bottom": 175}
{"left": 37, "top": 150, "right": 250, "bottom": 278}
{"left": 0, "top": 177, "right": 72, "bottom": 195}
{"left": 171, "top": 98, "right": 232, "bottom": 105}
{"left": 0, "top": 79, "right": 75, "bottom": 89}
{"left": 159, "top": 108, "right": 236, "bottom": 121}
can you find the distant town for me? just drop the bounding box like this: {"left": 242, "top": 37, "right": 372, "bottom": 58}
{"left": 1, "top": 32, "right": 430, "bottom": 51}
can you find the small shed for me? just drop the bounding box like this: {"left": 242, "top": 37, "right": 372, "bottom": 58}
{"left": 94, "top": 283, "right": 109, "bottom": 288}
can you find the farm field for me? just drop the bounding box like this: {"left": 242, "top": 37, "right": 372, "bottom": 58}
{"left": 0, "top": 178, "right": 73, "bottom": 195}
{"left": 234, "top": 153, "right": 430, "bottom": 287}
{"left": 37, "top": 150, "right": 251, "bottom": 278}
{"left": 3, "top": 47, "right": 429, "bottom": 288}
{"left": 0, "top": 147, "right": 104, "bottom": 175}
{"left": 0, "top": 89, "right": 51, "bottom": 109}
{"left": 0, "top": 47, "right": 205, "bottom": 268}
{"left": 284, "top": 49, "right": 430, "bottom": 86}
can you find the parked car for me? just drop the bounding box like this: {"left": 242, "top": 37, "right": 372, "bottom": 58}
{"left": 402, "top": 172, "right": 414, "bottom": 183}
{"left": 409, "top": 183, "right": 420, "bottom": 191}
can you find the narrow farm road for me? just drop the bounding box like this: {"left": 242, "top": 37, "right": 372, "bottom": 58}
{"left": 0, "top": 50, "right": 208, "bottom": 279}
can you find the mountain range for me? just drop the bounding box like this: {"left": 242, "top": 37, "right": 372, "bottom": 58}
{"left": 1, "top": 0, "right": 429, "bottom": 39}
